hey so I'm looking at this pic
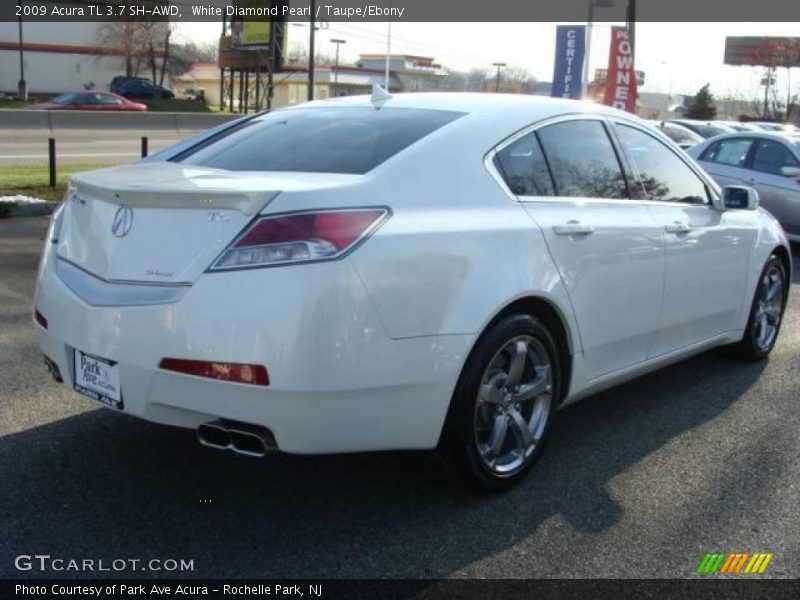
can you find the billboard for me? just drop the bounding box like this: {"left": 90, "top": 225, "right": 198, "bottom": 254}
{"left": 230, "top": 1, "right": 288, "bottom": 50}
{"left": 551, "top": 25, "right": 586, "bottom": 99}
{"left": 603, "top": 26, "right": 637, "bottom": 113}
{"left": 724, "top": 37, "right": 800, "bottom": 67}
{"left": 225, "top": 0, "right": 288, "bottom": 72}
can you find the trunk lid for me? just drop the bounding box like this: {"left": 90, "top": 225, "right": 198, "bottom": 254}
{"left": 58, "top": 162, "right": 357, "bottom": 284}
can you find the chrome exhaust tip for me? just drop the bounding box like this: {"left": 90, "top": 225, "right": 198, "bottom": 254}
{"left": 197, "top": 422, "right": 232, "bottom": 451}
{"left": 197, "top": 420, "right": 277, "bottom": 458}
{"left": 43, "top": 355, "right": 63, "bottom": 383}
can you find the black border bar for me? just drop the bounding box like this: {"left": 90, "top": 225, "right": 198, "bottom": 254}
{"left": 3, "top": 0, "right": 800, "bottom": 22}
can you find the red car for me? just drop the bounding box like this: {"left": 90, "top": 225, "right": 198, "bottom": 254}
{"left": 32, "top": 91, "right": 147, "bottom": 111}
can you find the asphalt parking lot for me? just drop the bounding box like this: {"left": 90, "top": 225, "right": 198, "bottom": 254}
{"left": 1, "top": 216, "right": 798, "bottom": 579}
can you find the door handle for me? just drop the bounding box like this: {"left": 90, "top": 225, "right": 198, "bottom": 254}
{"left": 553, "top": 222, "right": 594, "bottom": 236}
{"left": 664, "top": 222, "right": 693, "bottom": 234}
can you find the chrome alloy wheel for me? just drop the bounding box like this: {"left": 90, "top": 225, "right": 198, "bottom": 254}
{"left": 753, "top": 263, "right": 785, "bottom": 352}
{"left": 474, "top": 335, "right": 553, "bottom": 476}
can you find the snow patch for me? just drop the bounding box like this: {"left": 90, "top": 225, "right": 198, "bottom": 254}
{"left": 0, "top": 195, "right": 47, "bottom": 204}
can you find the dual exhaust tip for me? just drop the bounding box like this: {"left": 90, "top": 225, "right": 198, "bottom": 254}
{"left": 197, "top": 419, "right": 277, "bottom": 458}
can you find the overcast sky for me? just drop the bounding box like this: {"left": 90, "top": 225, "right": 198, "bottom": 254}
{"left": 175, "top": 21, "right": 799, "bottom": 99}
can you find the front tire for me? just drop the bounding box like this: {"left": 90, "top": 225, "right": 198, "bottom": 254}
{"left": 733, "top": 254, "right": 787, "bottom": 360}
{"left": 443, "top": 314, "right": 561, "bottom": 492}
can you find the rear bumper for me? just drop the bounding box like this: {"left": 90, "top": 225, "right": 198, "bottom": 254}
{"left": 34, "top": 246, "right": 472, "bottom": 454}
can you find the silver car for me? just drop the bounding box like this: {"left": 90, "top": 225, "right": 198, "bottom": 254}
{"left": 688, "top": 132, "right": 800, "bottom": 242}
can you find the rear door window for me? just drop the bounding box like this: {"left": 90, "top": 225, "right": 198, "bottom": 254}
{"left": 536, "top": 120, "right": 628, "bottom": 199}
{"left": 701, "top": 138, "right": 753, "bottom": 167}
{"left": 176, "top": 107, "right": 464, "bottom": 174}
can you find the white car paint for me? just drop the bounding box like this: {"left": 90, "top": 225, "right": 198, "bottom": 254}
{"left": 34, "top": 93, "right": 790, "bottom": 455}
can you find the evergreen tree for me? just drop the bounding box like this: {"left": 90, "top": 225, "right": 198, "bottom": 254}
{"left": 686, "top": 84, "right": 718, "bottom": 120}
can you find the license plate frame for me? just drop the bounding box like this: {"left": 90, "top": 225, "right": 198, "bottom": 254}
{"left": 72, "top": 349, "right": 124, "bottom": 410}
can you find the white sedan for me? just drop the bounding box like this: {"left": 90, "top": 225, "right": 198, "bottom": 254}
{"left": 35, "top": 93, "right": 791, "bottom": 490}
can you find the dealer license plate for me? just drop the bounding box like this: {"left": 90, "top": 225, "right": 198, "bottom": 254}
{"left": 73, "top": 349, "right": 123, "bottom": 410}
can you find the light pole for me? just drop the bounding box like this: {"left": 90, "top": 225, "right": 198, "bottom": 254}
{"left": 582, "top": 0, "right": 616, "bottom": 99}
{"left": 626, "top": 0, "right": 636, "bottom": 61}
{"left": 492, "top": 62, "right": 506, "bottom": 93}
{"left": 17, "top": 0, "right": 27, "bottom": 101}
{"left": 331, "top": 38, "right": 346, "bottom": 97}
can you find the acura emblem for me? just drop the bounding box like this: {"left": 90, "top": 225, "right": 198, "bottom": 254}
{"left": 112, "top": 205, "right": 134, "bottom": 238}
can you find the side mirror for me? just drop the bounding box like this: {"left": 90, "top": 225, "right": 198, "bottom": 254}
{"left": 721, "top": 185, "right": 759, "bottom": 210}
{"left": 780, "top": 165, "right": 800, "bottom": 178}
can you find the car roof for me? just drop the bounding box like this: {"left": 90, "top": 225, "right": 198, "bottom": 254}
{"left": 281, "top": 92, "right": 633, "bottom": 120}
{"left": 699, "top": 131, "right": 797, "bottom": 143}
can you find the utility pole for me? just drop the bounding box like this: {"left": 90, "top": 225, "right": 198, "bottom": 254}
{"left": 17, "top": 0, "right": 27, "bottom": 100}
{"left": 492, "top": 62, "right": 506, "bottom": 93}
{"left": 331, "top": 39, "right": 346, "bottom": 97}
{"left": 308, "top": 0, "right": 316, "bottom": 101}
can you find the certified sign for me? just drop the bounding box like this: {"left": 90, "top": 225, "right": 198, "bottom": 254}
{"left": 551, "top": 25, "right": 586, "bottom": 100}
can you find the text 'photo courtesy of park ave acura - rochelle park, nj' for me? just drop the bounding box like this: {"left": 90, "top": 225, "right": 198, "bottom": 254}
{"left": 1, "top": 1, "right": 800, "bottom": 598}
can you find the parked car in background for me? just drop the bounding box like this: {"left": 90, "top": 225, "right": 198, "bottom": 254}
{"left": 650, "top": 120, "right": 704, "bottom": 149}
{"left": 688, "top": 132, "right": 800, "bottom": 241}
{"left": 31, "top": 91, "right": 147, "bottom": 111}
{"left": 716, "top": 121, "right": 761, "bottom": 132}
{"left": 748, "top": 122, "right": 794, "bottom": 133}
{"left": 35, "top": 94, "right": 791, "bottom": 490}
{"left": 111, "top": 76, "right": 174, "bottom": 100}
{"left": 666, "top": 119, "right": 736, "bottom": 138}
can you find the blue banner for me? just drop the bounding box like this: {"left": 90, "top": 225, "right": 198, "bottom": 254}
{"left": 551, "top": 25, "right": 586, "bottom": 99}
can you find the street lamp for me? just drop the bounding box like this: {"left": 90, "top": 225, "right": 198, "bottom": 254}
{"left": 331, "top": 38, "right": 347, "bottom": 97}
{"left": 582, "top": 0, "right": 616, "bottom": 99}
{"left": 492, "top": 62, "right": 506, "bottom": 93}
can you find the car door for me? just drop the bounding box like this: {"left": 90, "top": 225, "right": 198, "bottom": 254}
{"left": 696, "top": 137, "right": 755, "bottom": 186}
{"left": 744, "top": 138, "right": 800, "bottom": 239}
{"left": 611, "top": 121, "right": 756, "bottom": 356}
{"left": 492, "top": 116, "right": 666, "bottom": 380}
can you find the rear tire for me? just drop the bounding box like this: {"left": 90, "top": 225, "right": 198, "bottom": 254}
{"left": 732, "top": 254, "right": 787, "bottom": 360}
{"left": 441, "top": 314, "right": 561, "bottom": 492}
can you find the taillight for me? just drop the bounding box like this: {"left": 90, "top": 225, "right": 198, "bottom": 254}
{"left": 159, "top": 358, "right": 269, "bottom": 386}
{"left": 209, "top": 208, "right": 389, "bottom": 270}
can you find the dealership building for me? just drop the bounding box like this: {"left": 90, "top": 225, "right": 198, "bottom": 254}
{"left": 0, "top": 22, "right": 124, "bottom": 95}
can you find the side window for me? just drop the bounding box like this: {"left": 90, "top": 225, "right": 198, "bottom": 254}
{"left": 702, "top": 138, "right": 753, "bottom": 167}
{"left": 494, "top": 132, "right": 554, "bottom": 196}
{"left": 537, "top": 120, "right": 628, "bottom": 199}
{"left": 751, "top": 139, "right": 800, "bottom": 176}
{"left": 614, "top": 124, "right": 708, "bottom": 204}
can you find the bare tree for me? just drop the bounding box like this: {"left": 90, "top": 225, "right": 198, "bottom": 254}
{"left": 748, "top": 39, "right": 800, "bottom": 121}
{"left": 96, "top": 20, "right": 174, "bottom": 92}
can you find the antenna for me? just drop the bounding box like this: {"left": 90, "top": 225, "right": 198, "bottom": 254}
{"left": 371, "top": 83, "right": 393, "bottom": 107}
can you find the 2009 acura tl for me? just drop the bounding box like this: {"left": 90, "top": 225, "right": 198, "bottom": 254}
{"left": 34, "top": 93, "right": 791, "bottom": 490}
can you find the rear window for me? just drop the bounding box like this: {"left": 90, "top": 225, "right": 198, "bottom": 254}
{"left": 175, "top": 107, "right": 463, "bottom": 174}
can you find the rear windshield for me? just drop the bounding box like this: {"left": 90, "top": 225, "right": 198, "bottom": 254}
{"left": 174, "top": 107, "right": 463, "bottom": 174}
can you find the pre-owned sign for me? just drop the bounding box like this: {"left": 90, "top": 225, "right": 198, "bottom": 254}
{"left": 551, "top": 25, "right": 586, "bottom": 99}
{"left": 603, "top": 27, "right": 637, "bottom": 113}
